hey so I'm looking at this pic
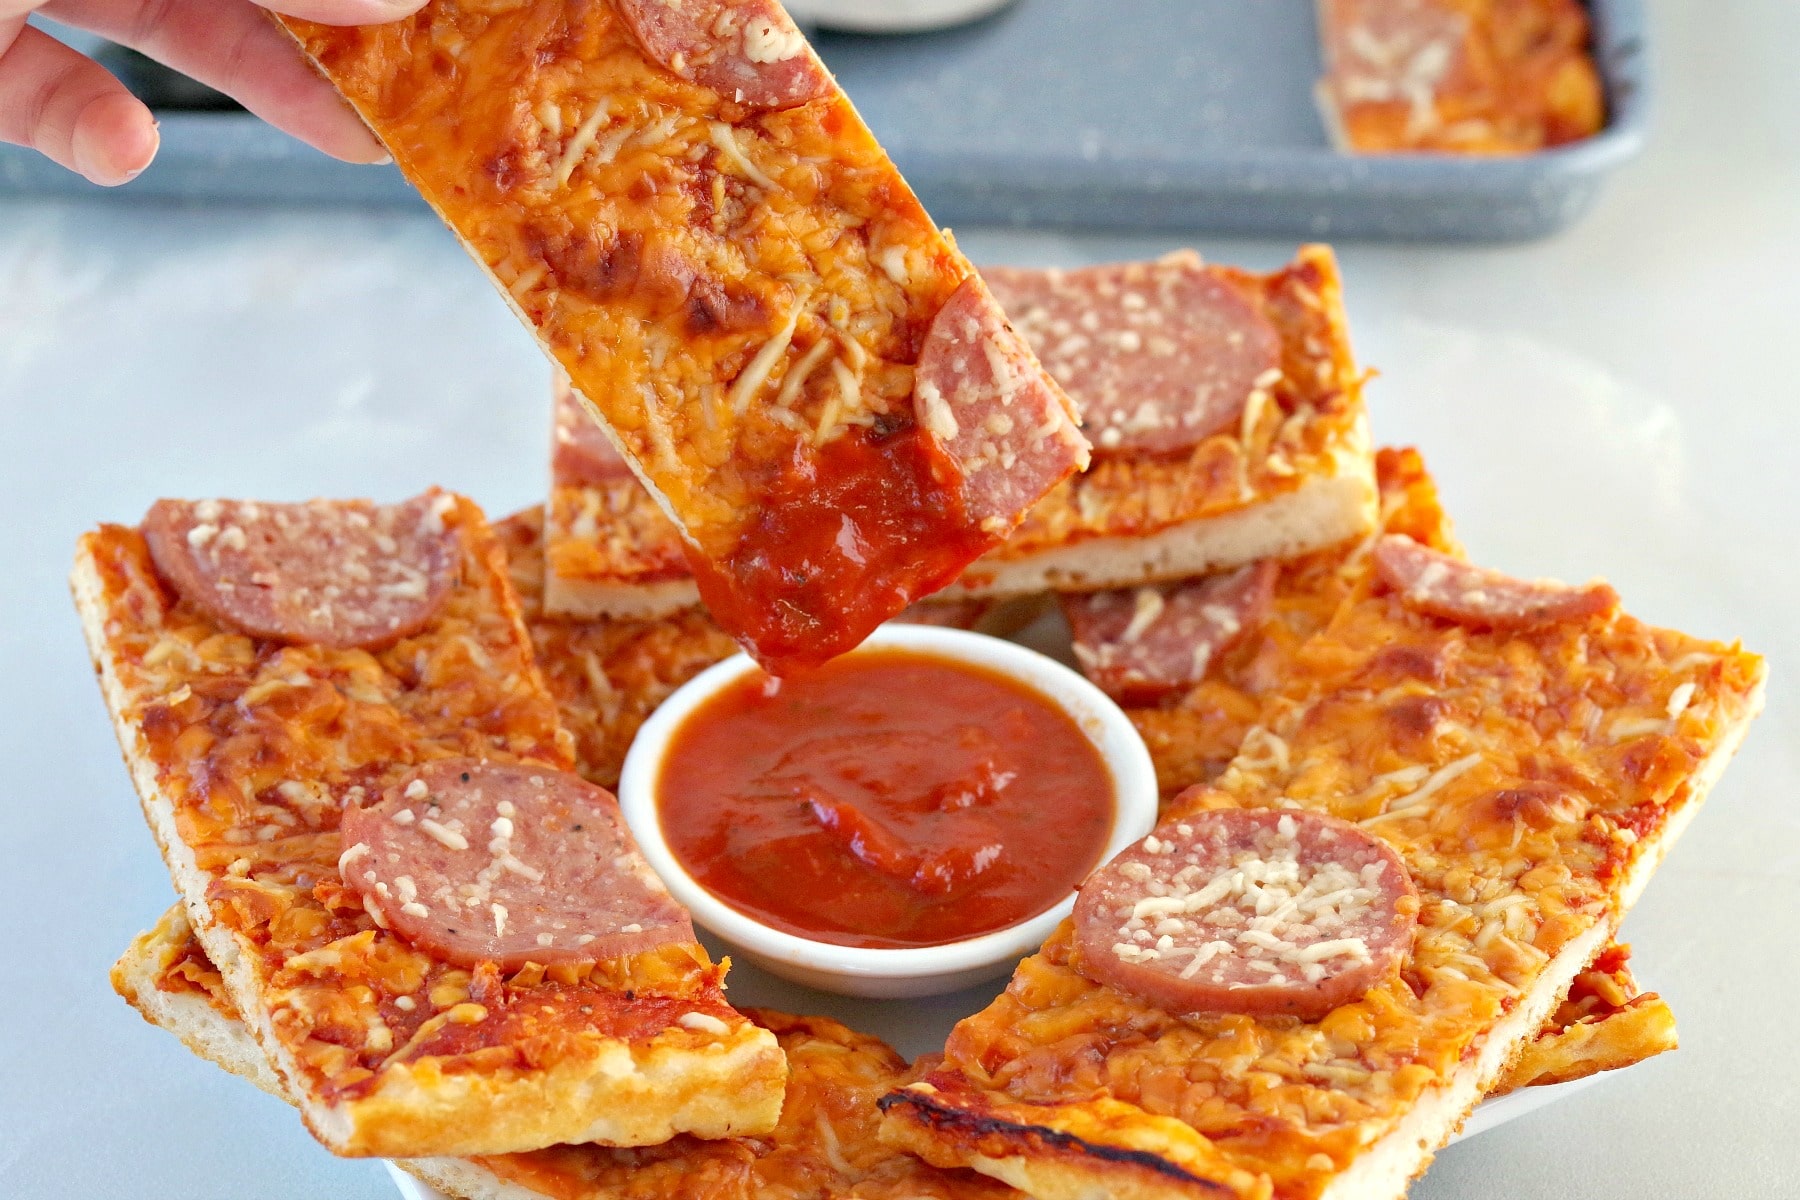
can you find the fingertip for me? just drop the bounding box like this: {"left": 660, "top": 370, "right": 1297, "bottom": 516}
{"left": 261, "top": 0, "right": 429, "bottom": 24}
{"left": 71, "top": 92, "right": 159, "bottom": 186}
{"left": 319, "top": 119, "right": 391, "bottom": 164}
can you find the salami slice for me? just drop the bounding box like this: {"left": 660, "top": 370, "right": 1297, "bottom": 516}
{"left": 1072, "top": 809, "right": 1417, "bottom": 1020}
{"left": 553, "top": 380, "right": 635, "bottom": 487}
{"left": 1373, "top": 535, "right": 1619, "bottom": 631}
{"left": 982, "top": 253, "right": 1281, "bottom": 457}
{"left": 339, "top": 759, "right": 694, "bottom": 970}
{"left": 1064, "top": 562, "right": 1277, "bottom": 703}
{"left": 142, "top": 493, "right": 460, "bottom": 650}
{"left": 614, "top": 0, "right": 833, "bottom": 111}
{"left": 913, "top": 273, "right": 1090, "bottom": 530}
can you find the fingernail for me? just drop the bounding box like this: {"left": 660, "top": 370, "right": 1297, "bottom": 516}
{"left": 123, "top": 122, "right": 162, "bottom": 184}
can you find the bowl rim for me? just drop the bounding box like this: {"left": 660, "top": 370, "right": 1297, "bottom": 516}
{"left": 617, "top": 623, "right": 1158, "bottom": 982}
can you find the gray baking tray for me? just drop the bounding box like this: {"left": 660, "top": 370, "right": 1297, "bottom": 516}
{"left": 0, "top": 0, "right": 1647, "bottom": 241}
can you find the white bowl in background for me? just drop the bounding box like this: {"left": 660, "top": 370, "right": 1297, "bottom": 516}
{"left": 617, "top": 624, "right": 1158, "bottom": 999}
{"left": 784, "top": 0, "right": 1016, "bottom": 34}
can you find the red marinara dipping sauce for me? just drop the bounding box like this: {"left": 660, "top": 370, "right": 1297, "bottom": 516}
{"left": 655, "top": 648, "right": 1116, "bottom": 949}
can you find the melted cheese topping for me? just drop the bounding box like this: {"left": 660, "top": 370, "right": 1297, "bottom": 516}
{"left": 79, "top": 505, "right": 740, "bottom": 1110}
{"left": 910, "top": 452, "right": 1764, "bottom": 1198}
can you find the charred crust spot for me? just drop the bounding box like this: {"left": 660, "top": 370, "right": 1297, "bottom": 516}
{"left": 140, "top": 702, "right": 181, "bottom": 741}
{"left": 869, "top": 410, "right": 909, "bottom": 440}
{"left": 685, "top": 276, "right": 767, "bottom": 336}
{"left": 526, "top": 224, "right": 646, "bottom": 305}
{"left": 1384, "top": 694, "right": 1446, "bottom": 741}
{"left": 1361, "top": 643, "right": 1446, "bottom": 685}
{"left": 1485, "top": 783, "right": 1585, "bottom": 830}
{"left": 485, "top": 145, "right": 527, "bottom": 194}
{"left": 876, "top": 1090, "right": 1237, "bottom": 1196}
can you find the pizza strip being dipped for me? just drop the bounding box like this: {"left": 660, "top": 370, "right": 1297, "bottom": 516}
{"left": 1315, "top": 0, "right": 1605, "bottom": 154}
{"left": 72, "top": 493, "right": 783, "bottom": 1157}
{"left": 882, "top": 484, "right": 1763, "bottom": 1199}
{"left": 274, "top": 0, "right": 1087, "bottom": 671}
{"left": 945, "top": 247, "right": 1376, "bottom": 600}
{"left": 115, "top": 905, "right": 1021, "bottom": 1200}
{"left": 541, "top": 377, "right": 1007, "bottom": 632}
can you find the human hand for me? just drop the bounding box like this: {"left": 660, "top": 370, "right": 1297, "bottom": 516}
{"left": 1, "top": 0, "right": 427, "bottom": 185}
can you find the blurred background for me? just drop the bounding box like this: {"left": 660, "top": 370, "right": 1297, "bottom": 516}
{"left": 1, "top": 2, "right": 1796, "bottom": 1198}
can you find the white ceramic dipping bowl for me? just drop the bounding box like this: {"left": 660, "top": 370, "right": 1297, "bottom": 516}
{"left": 618, "top": 624, "right": 1157, "bottom": 998}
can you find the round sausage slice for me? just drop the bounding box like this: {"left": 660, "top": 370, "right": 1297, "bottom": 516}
{"left": 1072, "top": 809, "right": 1417, "bottom": 1020}
{"left": 913, "top": 273, "right": 1090, "bottom": 530}
{"left": 1063, "top": 561, "right": 1278, "bottom": 703}
{"left": 1373, "top": 535, "right": 1619, "bottom": 631}
{"left": 143, "top": 493, "right": 460, "bottom": 650}
{"left": 339, "top": 759, "right": 694, "bottom": 969}
{"left": 615, "top": 0, "right": 833, "bottom": 111}
{"left": 982, "top": 254, "right": 1281, "bottom": 457}
{"left": 552, "top": 378, "right": 636, "bottom": 488}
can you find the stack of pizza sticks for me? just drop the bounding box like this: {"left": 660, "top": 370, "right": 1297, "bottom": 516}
{"left": 79, "top": 3, "right": 1763, "bottom": 1199}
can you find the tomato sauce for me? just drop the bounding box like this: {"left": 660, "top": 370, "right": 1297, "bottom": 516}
{"left": 655, "top": 648, "right": 1116, "bottom": 949}
{"left": 688, "top": 425, "right": 997, "bottom": 674}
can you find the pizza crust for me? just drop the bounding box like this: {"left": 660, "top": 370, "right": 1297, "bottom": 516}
{"left": 942, "top": 437, "right": 1376, "bottom": 599}
{"left": 542, "top": 573, "right": 703, "bottom": 622}
{"left": 112, "top": 910, "right": 529, "bottom": 1200}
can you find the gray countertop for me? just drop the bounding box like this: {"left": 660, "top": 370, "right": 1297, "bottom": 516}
{"left": 1, "top": 1, "right": 1795, "bottom": 1195}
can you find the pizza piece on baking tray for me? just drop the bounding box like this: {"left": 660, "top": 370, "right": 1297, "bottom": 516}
{"left": 882, "top": 467, "right": 1764, "bottom": 1198}
{"left": 71, "top": 493, "right": 784, "bottom": 1158}
{"left": 947, "top": 247, "right": 1378, "bottom": 600}
{"left": 114, "top": 905, "right": 1021, "bottom": 1200}
{"left": 273, "top": 0, "right": 1088, "bottom": 671}
{"left": 1314, "top": 0, "right": 1606, "bottom": 154}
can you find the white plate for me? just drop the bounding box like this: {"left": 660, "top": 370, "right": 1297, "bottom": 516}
{"left": 382, "top": 1069, "right": 1608, "bottom": 1199}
